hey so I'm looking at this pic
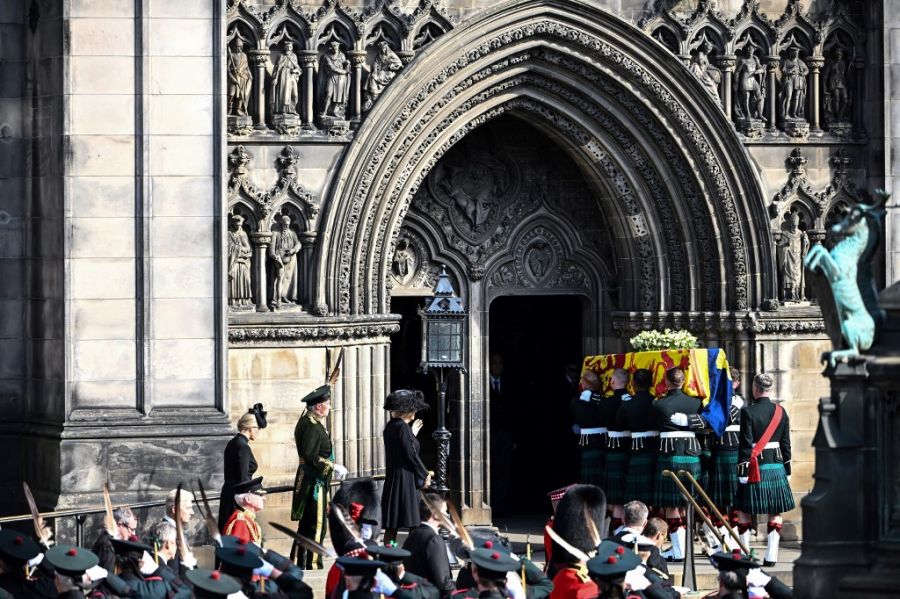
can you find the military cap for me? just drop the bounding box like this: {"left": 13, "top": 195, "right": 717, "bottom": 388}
{"left": 215, "top": 545, "right": 264, "bottom": 571}
{"left": 220, "top": 535, "right": 263, "bottom": 556}
{"left": 469, "top": 548, "right": 519, "bottom": 578}
{"left": 301, "top": 385, "right": 331, "bottom": 406}
{"left": 586, "top": 540, "right": 641, "bottom": 580}
{"left": 111, "top": 538, "right": 153, "bottom": 557}
{"left": 186, "top": 568, "right": 242, "bottom": 598}
{"left": 336, "top": 556, "right": 387, "bottom": 576}
{"left": 457, "top": 534, "right": 512, "bottom": 560}
{"left": 0, "top": 529, "right": 41, "bottom": 563}
{"left": 232, "top": 476, "right": 266, "bottom": 495}
{"left": 44, "top": 545, "right": 99, "bottom": 577}
{"left": 709, "top": 549, "right": 759, "bottom": 572}
{"left": 368, "top": 544, "right": 410, "bottom": 564}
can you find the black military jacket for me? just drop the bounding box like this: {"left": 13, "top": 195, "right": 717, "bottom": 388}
{"left": 616, "top": 390, "right": 659, "bottom": 453}
{"left": 402, "top": 524, "right": 456, "bottom": 599}
{"left": 737, "top": 397, "right": 792, "bottom": 475}
{"left": 652, "top": 388, "right": 704, "bottom": 456}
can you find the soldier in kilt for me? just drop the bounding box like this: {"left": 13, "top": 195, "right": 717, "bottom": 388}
{"left": 735, "top": 373, "right": 794, "bottom": 567}
{"left": 599, "top": 368, "right": 631, "bottom": 531}
{"left": 705, "top": 368, "right": 744, "bottom": 550}
{"left": 618, "top": 369, "right": 658, "bottom": 508}
{"left": 290, "top": 385, "right": 349, "bottom": 569}
{"left": 652, "top": 367, "right": 706, "bottom": 561}
{"left": 570, "top": 370, "right": 606, "bottom": 487}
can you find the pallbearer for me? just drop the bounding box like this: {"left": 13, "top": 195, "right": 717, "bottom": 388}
{"left": 734, "top": 373, "right": 794, "bottom": 567}
{"left": 600, "top": 368, "right": 631, "bottom": 532}
{"left": 618, "top": 368, "right": 658, "bottom": 510}
{"left": 570, "top": 371, "right": 605, "bottom": 487}
{"left": 706, "top": 368, "right": 744, "bottom": 550}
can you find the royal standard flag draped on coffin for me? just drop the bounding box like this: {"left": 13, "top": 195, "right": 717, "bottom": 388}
{"left": 582, "top": 348, "right": 733, "bottom": 436}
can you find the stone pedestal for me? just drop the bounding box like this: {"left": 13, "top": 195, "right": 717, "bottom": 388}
{"left": 736, "top": 117, "right": 765, "bottom": 138}
{"left": 783, "top": 118, "right": 810, "bottom": 138}
{"left": 273, "top": 113, "right": 302, "bottom": 135}
{"left": 228, "top": 114, "right": 253, "bottom": 136}
{"left": 827, "top": 120, "right": 853, "bottom": 138}
{"left": 321, "top": 116, "right": 351, "bottom": 136}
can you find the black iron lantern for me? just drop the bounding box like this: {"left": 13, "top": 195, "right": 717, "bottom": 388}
{"left": 420, "top": 266, "right": 466, "bottom": 494}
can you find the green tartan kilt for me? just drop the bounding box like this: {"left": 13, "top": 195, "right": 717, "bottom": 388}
{"left": 708, "top": 449, "right": 739, "bottom": 508}
{"left": 580, "top": 446, "right": 606, "bottom": 487}
{"left": 734, "top": 462, "right": 795, "bottom": 515}
{"left": 625, "top": 452, "right": 656, "bottom": 507}
{"left": 654, "top": 455, "right": 701, "bottom": 508}
{"left": 602, "top": 451, "right": 630, "bottom": 504}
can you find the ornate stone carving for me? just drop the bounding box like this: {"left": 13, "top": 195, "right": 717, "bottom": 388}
{"left": 319, "top": 42, "right": 351, "bottom": 120}
{"left": 390, "top": 228, "right": 440, "bottom": 289}
{"left": 481, "top": 226, "right": 591, "bottom": 292}
{"left": 365, "top": 41, "right": 403, "bottom": 110}
{"left": 229, "top": 316, "right": 401, "bottom": 345}
{"left": 777, "top": 211, "right": 810, "bottom": 303}
{"left": 227, "top": 38, "right": 253, "bottom": 135}
{"left": 734, "top": 44, "right": 766, "bottom": 135}
{"left": 823, "top": 46, "right": 852, "bottom": 134}
{"left": 271, "top": 40, "right": 302, "bottom": 134}
{"left": 269, "top": 215, "right": 303, "bottom": 309}
{"left": 779, "top": 43, "right": 810, "bottom": 137}
{"left": 228, "top": 145, "right": 257, "bottom": 196}
{"left": 689, "top": 38, "right": 721, "bottom": 101}
{"left": 228, "top": 214, "right": 254, "bottom": 308}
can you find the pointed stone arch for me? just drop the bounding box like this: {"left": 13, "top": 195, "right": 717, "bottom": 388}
{"left": 315, "top": 0, "right": 774, "bottom": 318}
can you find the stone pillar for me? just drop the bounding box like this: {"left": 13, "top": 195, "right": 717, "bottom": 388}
{"left": 766, "top": 56, "right": 779, "bottom": 132}
{"left": 808, "top": 56, "right": 824, "bottom": 133}
{"left": 250, "top": 232, "right": 271, "bottom": 312}
{"left": 716, "top": 55, "right": 736, "bottom": 119}
{"left": 854, "top": 56, "right": 866, "bottom": 137}
{"left": 300, "top": 51, "right": 318, "bottom": 130}
{"left": 349, "top": 51, "right": 366, "bottom": 123}
{"left": 250, "top": 50, "right": 270, "bottom": 130}
{"left": 299, "top": 232, "right": 316, "bottom": 309}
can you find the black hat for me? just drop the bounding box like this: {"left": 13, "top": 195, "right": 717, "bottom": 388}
{"left": 186, "top": 568, "right": 242, "bottom": 598}
{"left": 456, "top": 534, "right": 511, "bottom": 560}
{"left": 0, "top": 529, "right": 41, "bottom": 563}
{"left": 220, "top": 535, "right": 262, "bottom": 556}
{"left": 384, "top": 389, "right": 429, "bottom": 413}
{"left": 111, "top": 538, "right": 153, "bottom": 557}
{"left": 250, "top": 403, "right": 268, "bottom": 429}
{"left": 44, "top": 545, "right": 99, "bottom": 577}
{"left": 469, "top": 548, "right": 519, "bottom": 578}
{"left": 368, "top": 544, "right": 410, "bottom": 564}
{"left": 301, "top": 385, "right": 331, "bottom": 406}
{"left": 215, "top": 545, "right": 264, "bottom": 572}
{"left": 336, "top": 556, "right": 387, "bottom": 576}
{"left": 710, "top": 550, "right": 759, "bottom": 572}
{"left": 552, "top": 484, "right": 607, "bottom": 564}
{"left": 329, "top": 478, "right": 381, "bottom": 553}
{"left": 586, "top": 540, "right": 641, "bottom": 581}
{"left": 232, "top": 477, "right": 266, "bottom": 495}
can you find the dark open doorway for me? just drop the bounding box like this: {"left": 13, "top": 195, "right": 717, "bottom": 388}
{"left": 488, "top": 295, "right": 583, "bottom": 516}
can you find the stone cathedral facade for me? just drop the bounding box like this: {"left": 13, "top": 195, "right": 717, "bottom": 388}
{"left": 1, "top": 0, "right": 898, "bottom": 540}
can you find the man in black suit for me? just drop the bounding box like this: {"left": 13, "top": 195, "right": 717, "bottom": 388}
{"left": 402, "top": 491, "right": 456, "bottom": 599}
{"left": 488, "top": 353, "right": 514, "bottom": 513}
{"left": 608, "top": 500, "right": 668, "bottom": 578}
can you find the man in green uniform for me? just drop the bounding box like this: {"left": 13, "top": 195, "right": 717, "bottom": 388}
{"left": 291, "top": 385, "right": 348, "bottom": 569}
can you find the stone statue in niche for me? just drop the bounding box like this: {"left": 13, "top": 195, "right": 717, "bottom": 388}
{"left": 779, "top": 45, "right": 810, "bottom": 136}
{"left": 269, "top": 215, "right": 302, "bottom": 309}
{"left": 364, "top": 42, "right": 403, "bottom": 110}
{"left": 824, "top": 47, "right": 852, "bottom": 134}
{"left": 392, "top": 239, "right": 413, "bottom": 279}
{"left": 319, "top": 41, "right": 351, "bottom": 120}
{"left": 228, "top": 39, "right": 252, "bottom": 115}
{"left": 778, "top": 211, "right": 810, "bottom": 302}
{"left": 689, "top": 41, "right": 721, "bottom": 102}
{"left": 228, "top": 214, "right": 253, "bottom": 308}
{"left": 271, "top": 40, "right": 302, "bottom": 134}
{"left": 734, "top": 45, "right": 766, "bottom": 136}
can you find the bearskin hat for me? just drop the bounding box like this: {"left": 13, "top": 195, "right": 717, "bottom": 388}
{"left": 551, "top": 484, "right": 607, "bottom": 564}
{"left": 328, "top": 477, "right": 382, "bottom": 554}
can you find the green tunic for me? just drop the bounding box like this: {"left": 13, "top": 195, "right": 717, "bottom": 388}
{"left": 291, "top": 411, "right": 334, "bottom": 569}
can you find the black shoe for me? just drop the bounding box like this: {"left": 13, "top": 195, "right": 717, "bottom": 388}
{"left": 763, "top": 560, "right": 776, "bottom": 568}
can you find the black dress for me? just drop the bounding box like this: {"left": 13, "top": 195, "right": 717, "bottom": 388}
{"left": 218, "top": 433, "right": 258, "bottom": 530}
{"left": 382, "top": 417, "right": 429, "bottom": 529}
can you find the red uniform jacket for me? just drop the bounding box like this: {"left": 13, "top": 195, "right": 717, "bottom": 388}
{"left": 549, "top": 566, "right": 598, "bottom": 599}
{"left": 223, "top": 508, "right": 262, "bottom": 545}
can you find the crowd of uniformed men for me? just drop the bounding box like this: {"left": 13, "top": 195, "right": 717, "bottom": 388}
{"left": 0, "top": 366, "right": 794, "bottom": 598}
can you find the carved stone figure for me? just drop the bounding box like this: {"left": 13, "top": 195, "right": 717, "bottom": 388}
{"left": 734, "top": 45, "right": 766, "bottom": 127}
{"left": 365, "top": 42, "right": 403, "bottom": 110}
{"left": 778, "top": 212, "right": 810, "bottom": 302}
{"left": 780, "top": 46, "right": 809, "bottom": 122}
{"left": 526, "top": 241, "right": 552, "bottom": 280}
{"left": 392, "top": 239, "right": 413, "bottom": 279}
{"left": 319, "top": 41, "right": 351, "bottom": 119}
{"left": 271, "top": 41, "right": 301, "bottom": 115}
{"left": 690, "top": 41, "right": 722, "bottom": 101}
{"left": 824, "top": 48, "right": 851, "bottom": 124}
{"left": 227, "top": 39, "right": 252, "bottom": 117}
{"left": 228, "top": 214, "right": 253, "bottom": 307}
{"left": 269, "top": 215, "right": 302, "bottom": 308}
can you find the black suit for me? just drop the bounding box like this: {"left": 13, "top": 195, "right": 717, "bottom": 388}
{"left": 218, "top": 433, "right": 258, "bottom": 530}
{"left": 610, "top": 528, "right": 669, "bottom": 577}
{"left": 402, "top": 524, "right": 455, "bottom": 599}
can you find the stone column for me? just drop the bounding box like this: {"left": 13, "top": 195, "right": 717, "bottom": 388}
{"left": 807, "top": 56, "right": 824, "bottom": 133}
{"left": 348, "top": 51, "right": 366, "bottom": 123}
{"left": 716, "top": 55, "right": 736, "bottom": 119}
{"left": 250, "top": 232, "right": 271, "bottom": 312}
{"left": 300, "top": 51, "right": 318, "bottom": 130}
{"left": 854, "top": 56, "right": 866, "bottom": 136}
{"left": 766, "top": 55, "right": 779, "bottom": 132}
{"left": 298, "top": 232, "right": 316, "bottom": 309}
{"left": 250, "top": 50, "right": 270, "bottom": 130}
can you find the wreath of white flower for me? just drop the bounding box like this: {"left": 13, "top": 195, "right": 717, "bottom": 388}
{"left": 629, "top": 328, "right": 699, "bottom": 352}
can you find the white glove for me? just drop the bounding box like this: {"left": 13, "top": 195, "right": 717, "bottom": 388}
{"left": 747, "top": 568, "right": 772, "bottom": 587}
{"left": 27, "top": 553, "right": 44, "bottom": 567}
{"left": 361, "top": 523, "right": 374, "bottom": 540}
{"left": 84, "top": 565, "right": 108, "bottom": 582}
{"left": 669, "top": 413, "right": 688, "bottom": 427}
{"left": 180, "top": 551, "right": 197, "bottom": 570}
{"left": 579, "top": 390, "right": 592, "bottom": 402}
{"left": 139, "top": 551, "right": 158, "bottom": 576}
{"left": 254, "top": 559, "right": 275, "bottom": 578}
{"left": 373, "top": 569, "right": 398, "bottom": 596}
{"left": 334, "top": 464, "right": 349, "bottom": 481}
{"left": 738, "top": 476, "right": 749, "bottom": 485}
{"left": 786, "top": 475, "right": 791, "bottom": 482}
{"left": 572, "top": 424, "right": 581, "bottom": 434}
{"left": 624, "top": 566, "right": 651, "bottom": 591}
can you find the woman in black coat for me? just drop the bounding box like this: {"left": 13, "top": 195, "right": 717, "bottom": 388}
{"left": 217, "top": 404, "right": 266, "bottom": 530}
{"left": 382, "top": 389, "right": 431, "bottom": 545}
